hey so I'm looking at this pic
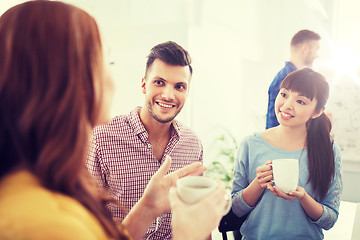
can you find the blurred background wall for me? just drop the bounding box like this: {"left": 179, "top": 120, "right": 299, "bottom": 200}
{"left": 1, "top": 0, "right": 359, "bottom": 202}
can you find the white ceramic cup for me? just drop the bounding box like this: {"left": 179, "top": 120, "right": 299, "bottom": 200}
{"left": 176, "top": 176, "right": 231, "bottom": 215}
{"left": 272, "top": 158, "right": 299, "bottom": 193}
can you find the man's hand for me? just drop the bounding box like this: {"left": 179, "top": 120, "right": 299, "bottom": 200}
{"left": 141, "top": 155, "right": 207, "bottom": 218}
{"left": 123, "top": 155, "right": 207, "bottom": 239}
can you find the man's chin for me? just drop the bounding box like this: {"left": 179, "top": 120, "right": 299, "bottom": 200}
{"left": 151, "top": 112, "right": 178, "bottom": 124}
{"left": 154, "top": 116, "right": 175, "bottom": 124}
{"left": 147, "top": 104, "right": 182, "bottom": 124}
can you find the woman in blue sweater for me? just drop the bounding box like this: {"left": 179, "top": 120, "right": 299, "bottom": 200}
{"left": 232, "top": 68, "right": 342, "bottom": 239}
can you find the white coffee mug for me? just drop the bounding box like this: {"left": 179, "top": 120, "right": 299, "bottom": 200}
{"left": 176, "top": 176, "right": 231, "bottom": 215}
{"left": 272, "top": 158, "right": 299, "bottom": 193}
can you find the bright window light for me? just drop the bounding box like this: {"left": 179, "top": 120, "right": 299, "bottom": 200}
{"left": 325, "top": 38, "right": 360, "bottom": 86}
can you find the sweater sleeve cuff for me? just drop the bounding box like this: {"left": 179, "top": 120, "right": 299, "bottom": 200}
{"left": 232, "top": 190, "right": 254, "bottom": 217}
{"left": 311, "top": 205, "right": 335, "bottom": 230}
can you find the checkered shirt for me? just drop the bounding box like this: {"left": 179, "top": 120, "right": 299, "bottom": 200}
{"left": 86, "top": 107, "right": 203, "bottom": 240}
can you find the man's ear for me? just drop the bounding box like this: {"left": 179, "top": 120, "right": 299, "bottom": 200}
{"left": 301, "top": 42, "right": 309, "bottom": 55}
{"left": 311, "top": 107, "right": 325, "bottom": 119}
{"left": 141, "top": 78, "right": 146, "bottom": 94}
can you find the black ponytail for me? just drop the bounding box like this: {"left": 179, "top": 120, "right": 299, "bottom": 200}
{"left": 306, "top": 113, "right": 334, "bottom": 200}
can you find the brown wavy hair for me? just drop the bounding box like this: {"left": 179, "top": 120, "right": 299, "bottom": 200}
{"left": 280, "top": 68, "right": 334, "bottom": 200}
{"left": 0, "top": 1, "right": 129, "bottom": 239}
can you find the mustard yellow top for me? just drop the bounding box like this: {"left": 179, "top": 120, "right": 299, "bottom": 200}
{"left": 0, "top": 170, "right": 124, "bottom": 240}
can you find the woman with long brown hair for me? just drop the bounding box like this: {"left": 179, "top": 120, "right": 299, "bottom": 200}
{"left": 0, "top": 1, "right": 227, "bottom": 239}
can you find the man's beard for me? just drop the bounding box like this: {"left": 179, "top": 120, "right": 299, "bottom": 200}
{"left": 146, "top": 100, "right": 182, "bottom": 124}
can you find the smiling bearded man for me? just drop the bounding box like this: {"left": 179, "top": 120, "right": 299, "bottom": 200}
{"left": 143, "top": 58, "right": 188, "bottom": 124}
{"left": 86, "top": 41, "right": 203, "bottom": 240}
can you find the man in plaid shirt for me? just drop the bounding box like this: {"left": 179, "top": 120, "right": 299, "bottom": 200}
{"left": 86, "top": 41, "right": 203, "bottom": 239}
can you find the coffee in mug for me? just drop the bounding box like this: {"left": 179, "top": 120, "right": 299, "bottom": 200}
{"left": 176, "top": 176, "right": 231, "bottom": 215}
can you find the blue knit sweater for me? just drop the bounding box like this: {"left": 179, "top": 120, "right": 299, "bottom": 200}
{"left": 232, "top": 132, "right": 343, "bottom": 240}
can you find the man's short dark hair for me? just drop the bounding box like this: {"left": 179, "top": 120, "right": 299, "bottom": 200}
{"left": 291, "top": 30, "right": 321, "bottom": 46}
{"left": 144, "top": 41, "right": 192, "bottom": 78}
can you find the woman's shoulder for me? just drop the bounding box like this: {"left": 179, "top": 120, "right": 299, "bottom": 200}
{"left": 332, "top": 140, "right": 342, "bottom": 164}
{"left": 0, "top": 171, "right": 111, "bottom": 240}
{"left": 260, "top": 127, "right": 277, "bottom": 141}
{"left": 332, "top": 141, "right": 341, "bottom": 153}
{"left": 242, "top": 132, "right": 264, "bottom": 141}
{"left": 237, "top": 132, "right": 268, "bottom": 152}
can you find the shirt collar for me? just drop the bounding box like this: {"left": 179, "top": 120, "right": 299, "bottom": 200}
{"left": 129, "top": 106, "right": 147, "bottom": 136}
{"left": 285, "top": 61, "right": 297, "bottom": 71}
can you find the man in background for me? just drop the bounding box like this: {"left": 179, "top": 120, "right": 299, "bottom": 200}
{"left": 86, "top": 41, "right": 203, "bottom": 239}
{"left": 266, "top": 29, "right": 321, "bottom": 129}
